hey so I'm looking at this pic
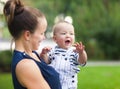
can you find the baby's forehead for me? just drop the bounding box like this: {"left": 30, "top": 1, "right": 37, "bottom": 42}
{"left": 54, "top": 22, "right": 74, "bottom": 31}
{"left": 56, "top": 22, "right": 72, "bottom": 27}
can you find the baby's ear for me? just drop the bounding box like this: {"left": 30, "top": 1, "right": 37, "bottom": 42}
{"left": 53, "top": 35, "right": 57, "bottom": 42}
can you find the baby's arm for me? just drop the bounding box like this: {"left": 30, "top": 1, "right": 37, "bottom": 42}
{"left": 73, "top": 42, "right": 87, "bottom": 66}
{"left": 40, "top": 47, "right": 51, "bottom": 64}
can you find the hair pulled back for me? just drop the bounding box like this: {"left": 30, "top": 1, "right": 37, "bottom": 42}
{"left": 3, "top": 0, "right": 45, "bottom": 40}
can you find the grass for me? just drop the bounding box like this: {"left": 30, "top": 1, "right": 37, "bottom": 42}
{"left": 0, "top": 66, "right": 120, "bottom": 89}
{"left": 0, "top": 73, "right": 13, "bottom": 89}
{"left": 78, "top": 66, "right": 120, "bottom": 89}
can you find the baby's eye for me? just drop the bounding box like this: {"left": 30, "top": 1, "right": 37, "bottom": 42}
{"left": 70, "top": 33, "right": 74, "bottom": 35}
{"left": 61, "top": 33, "right": 66, "bottom": 35}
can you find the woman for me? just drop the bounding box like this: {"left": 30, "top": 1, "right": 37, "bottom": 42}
{"left": 3, "top": 0, "right": 61, "bottom": 89}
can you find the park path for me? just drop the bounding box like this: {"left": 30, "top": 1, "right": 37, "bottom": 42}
{"left": 0, "top": 39, "right": 11, "bottom": 51}
{"left": 86, "top": 61, "right": 120, "bottom": 66}
{"left": 0, "top": 39, "right": 120, "bottom": 66}
{"left": 0, "top": 39, "right": 56, "bottom": 51}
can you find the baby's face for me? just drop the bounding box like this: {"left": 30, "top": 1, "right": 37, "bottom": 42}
{"left": 53, "top": 23, "right": 75, "bottom": 49}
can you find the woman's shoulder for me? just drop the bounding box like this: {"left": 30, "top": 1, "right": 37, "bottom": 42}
{"left": 16, "top": 58, "right": 39, "bottom": 73}
{"left": 15, "top": 58, "right": 50, "bottom": 88}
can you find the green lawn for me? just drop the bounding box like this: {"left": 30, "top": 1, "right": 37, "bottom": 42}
{"left": 0, "top": 66, "right": 120, "bottom": 89}
{"left": 0, "top": 73, "right": 13, "bottom": 89}
{"left": 78, "top": 66, "right": 120, "bottom": 89}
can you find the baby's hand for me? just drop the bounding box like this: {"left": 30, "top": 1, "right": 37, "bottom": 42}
{"left": 40, "top": 46, "right": 51, "bottom": 64}
{"left": 73, "top": 42, "right": 85, "bottom": 54}
{"left": 41, "top": 46, "right": 51, "bottom": 54}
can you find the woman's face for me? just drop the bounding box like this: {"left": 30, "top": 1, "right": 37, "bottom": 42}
{"left": 30, "top": 18, "right": 47, "bottom": 50}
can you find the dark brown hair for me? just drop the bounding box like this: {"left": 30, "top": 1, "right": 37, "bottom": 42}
{"left": 3, "top": 0, "right": 46, "bottom": 40}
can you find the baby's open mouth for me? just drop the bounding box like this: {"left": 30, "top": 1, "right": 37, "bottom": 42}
{"left": 65, "top": 40, "right": 71, "bottom": 44}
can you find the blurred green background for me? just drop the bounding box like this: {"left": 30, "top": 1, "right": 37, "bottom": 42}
{"left": 0, "top": 0, "right": 120, "bottom": 89}
{"left": 1, "top": 0, "right": 120, "bottom": 60}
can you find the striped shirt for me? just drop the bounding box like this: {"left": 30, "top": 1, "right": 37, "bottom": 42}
{"left": 48, "top": 46, "right": 84, "bottom": 89}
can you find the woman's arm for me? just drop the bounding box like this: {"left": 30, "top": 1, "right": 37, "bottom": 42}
{"left": 16, "top": 59, "right": 50, "bottom": 89}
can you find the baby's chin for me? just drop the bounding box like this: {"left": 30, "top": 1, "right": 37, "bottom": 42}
{"left": 62, "top": 45, "right": 72, "bottom": 49}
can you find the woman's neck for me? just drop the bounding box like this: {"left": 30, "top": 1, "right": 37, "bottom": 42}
{"left": 15, "top": 40, "right": 32, "bottom": 53}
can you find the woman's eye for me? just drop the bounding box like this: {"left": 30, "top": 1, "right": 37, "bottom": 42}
{"left": 41, "top": 33, "right": 44, "bottom": 35}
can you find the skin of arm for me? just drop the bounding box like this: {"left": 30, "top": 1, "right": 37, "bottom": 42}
{"left": 16, "top": 59, "right": 50, "bottom": 89}
{"left": 73, "top": 42, "right": 87, "bottom": 65}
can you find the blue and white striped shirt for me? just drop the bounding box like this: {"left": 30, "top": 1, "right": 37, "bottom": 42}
{"left": 48, "top": 46, "right": 84, "bottom": 89}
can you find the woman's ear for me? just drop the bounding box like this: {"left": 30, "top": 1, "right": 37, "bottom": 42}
{"left": 24, "top": 30, "right": 31, "bottom": 41}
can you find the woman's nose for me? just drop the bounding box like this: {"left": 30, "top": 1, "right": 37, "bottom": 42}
{"left": 43, "top": 35, "right": 46, "bottom": 40}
